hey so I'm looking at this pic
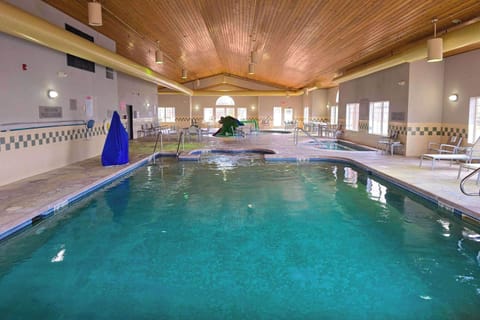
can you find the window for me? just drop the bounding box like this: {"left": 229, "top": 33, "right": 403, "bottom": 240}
{"left": 65, "top": 24, "right": 95, "bottom": 73}
{"left": 204, "top": 107, "right": 214, "bottom": 123}
{"left": 215, "top": 96, "right": 235, "bottom": 106}
{"left": 303, "top": 107, "right": 309, "bottom": 124}
{"left": 345, "top": 103, "right": 359, "bottom": 131}
{"left": 468, "top": 97, "right": 480, "bottom": 143}
{"left": 226, "top": 107, "right": 235, "bottom": 117}
{"left": 106, "top": 67, "right": 114, "bottom": 79}
{"left": 284, "top": 108, "right": 293, "bottom": 123}
{"left": 273, "top": 107, "right": 282, "bottom": 127}
{"left": 215, "top": 107, "right": 226, "bottom": 121}
{"left": 157, "top": 107, "right": 175, "bottom": 123}
{"left": 237, "top": 107, "right": 247, "bottom": 121}
{"left": 330, "top": 105, "right": 338, "bottom": 125}
{"left": 369, "top": 101, "right": 389, "bottom": 136}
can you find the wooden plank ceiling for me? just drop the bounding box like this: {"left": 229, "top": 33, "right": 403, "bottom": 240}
{"left": 42, "top": 0, "right": 480, "bottom": 90}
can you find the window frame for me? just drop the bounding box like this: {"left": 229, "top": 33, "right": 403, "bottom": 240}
{"left": 203, "top": 107, "right": 214, "bottom": 123}
{"left": 468, "top": 96, "right": 480, "bottom": 143}
{"left": 368, "top": 101, "right": 389, "bottom": 136}
{"left": 345, "top": 103, "right": 359, "bottom": 131}
{"left": 237, "top": 107, "right": 247, "bottom": 121}
{"left": 157, "top": 107, "right": 175, "bottom": 123}
{"left": 330, "top": 105, "right": 338, "bottom": 125}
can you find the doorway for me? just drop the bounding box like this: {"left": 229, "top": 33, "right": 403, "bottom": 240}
{"left": 126, "top": 105, "right": 133, "bottom": 140}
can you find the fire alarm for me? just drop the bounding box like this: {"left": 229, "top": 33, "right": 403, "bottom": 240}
{"left": 22, "top": 64, "right": 27, "bottom": 71}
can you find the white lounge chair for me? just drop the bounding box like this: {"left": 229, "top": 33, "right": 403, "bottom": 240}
{"left": 427, "top": 135, "right": 462, "bottom": 154}
{"left": 420, "top": 136, "right": 480, "bottom": 170}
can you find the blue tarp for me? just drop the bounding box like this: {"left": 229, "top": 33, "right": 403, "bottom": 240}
{"left": 101, "top": 111, "right": 129, "bottom": 166}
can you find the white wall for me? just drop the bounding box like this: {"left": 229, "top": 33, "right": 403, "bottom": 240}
{"left": 117, "top": 73, "right": 159, "bottom": 137}
{"left": 443, "top": 50, "right": 480, "bottom": 126}
{"left": 408, "top": 60, "right": 444, "bottom": 123}
{"left": 0, "top": 0, "right": 118, "bottom": 185}
{"left": 309, "top": 89, "right": 329, "bottom": 120}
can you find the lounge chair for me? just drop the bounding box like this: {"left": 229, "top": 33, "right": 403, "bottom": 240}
{"left": 420, "top": 136, "right": 480, "bottom": 169}
{"left": 428, "top": 135, "right": 462, "bottom": 154}
{"left": 377, "top": 131, "right": 401, "bottom": 155}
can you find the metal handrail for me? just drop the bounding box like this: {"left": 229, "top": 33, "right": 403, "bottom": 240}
{"left": 460, "top": 167, "right": 480, "bottom": 196}
{"left": 176, "top": 131, "right": 184, "bottom": 158}
{"left": 293, "top": 127, "right": 323, "bottom": 145}
{"left": 151, "top": 130, "right": 163, "bottom": 164}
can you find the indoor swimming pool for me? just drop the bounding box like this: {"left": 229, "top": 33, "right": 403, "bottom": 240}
{"left": 306, "top": 140, "right": 373, "bottom": 151}
{"left": 0, "top": 158, "right": 479, "bottom": 319}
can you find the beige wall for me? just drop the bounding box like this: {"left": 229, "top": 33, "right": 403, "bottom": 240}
{"left": 258, "top": 96, "right": 303, "bottom": 128}
{"left": 0, "top": 0, "right": 118, "bottom": 186}
{"left": 339, "top": 63, "right": 410, "bottom": 152}
{"left": 0, "top": 125, "right": 105, "bottom": 186}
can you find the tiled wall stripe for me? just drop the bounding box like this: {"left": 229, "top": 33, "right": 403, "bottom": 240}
{"left": 0, "top": 125, "right": 105, "bottom": 153}
{"left": 407, "top": 125, "right": 467, "bottom": 137}
{"left": 356, "top": 121, "right": 468, "bottom": 139}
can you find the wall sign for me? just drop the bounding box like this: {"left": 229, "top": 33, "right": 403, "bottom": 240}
{"left": 39, "top": 106, "right": 63, "bottom": 118}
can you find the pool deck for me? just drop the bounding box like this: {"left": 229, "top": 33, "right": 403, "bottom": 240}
{"left": 1, "top": 132, "right": 480, "bottom": 240}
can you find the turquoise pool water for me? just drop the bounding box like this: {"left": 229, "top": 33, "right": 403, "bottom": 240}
{"left": 307, "top": 140, "right": 372, "bottom": 151}
{"left": 1, "top": 158, "right": 480, "bottom": 319}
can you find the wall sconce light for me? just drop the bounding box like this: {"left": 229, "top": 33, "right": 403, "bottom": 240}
{"left": 181, "top": 68, "right": 188, "bottom": 79}
{"left": 448, "top": 94, "right": 458, "bottom": 102}
{"left": 251, "top": 105, "right": 256, "bottom": 110}
{"left": 248, "top": 63, "right": 255, "bottom": 75}
{"left": 194, "top": 105, "right": 199, "bottom": 110}
{"left": 47, "top": 89, "right": 58, "bottom": 99}
{"left": 88, "top": 1, "right": 102, "bottom": 26}
{"left": 427, "top": 18, "right": 443, "bottom": 62}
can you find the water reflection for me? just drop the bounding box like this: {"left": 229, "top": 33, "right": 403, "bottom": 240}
{"left": 105, "top": 179, "right": 130, "bottom": 222}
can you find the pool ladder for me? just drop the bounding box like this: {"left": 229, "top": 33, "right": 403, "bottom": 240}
{"left": 460, "top": 167, "right": 480, "bottom": 196}
{"left": 151, "top": 130, "right": 163, "bottom": 164}
{"left": 176, "top": 131, "right": 184, "bottom": 158}
{"left": 293, "top": 127, "right": 322, "bottom": 145}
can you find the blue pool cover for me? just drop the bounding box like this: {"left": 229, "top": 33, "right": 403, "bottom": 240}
{"left": 101, "top": 111, "right": 129, "bottom": 166}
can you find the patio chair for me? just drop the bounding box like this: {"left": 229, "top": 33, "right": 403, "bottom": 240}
{"left": 428, "top": 135, "right": 462, "bottom": 154}
{"left": 420, "top": 136, "right": 480, "bottom": 170}
{"left": 377, "top": 131, "right": 400, "bottom": 155}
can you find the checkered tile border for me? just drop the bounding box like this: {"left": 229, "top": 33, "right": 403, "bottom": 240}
{"left": 407, "top": 126, "right": 467, "bottom": 137}
{"left": 357, "top": 120, "right": 407, "bottom": 136}
{"left": 356, "top": 121, "right": 468, "bottom": 138}
{"left": 0, "top": 126, "right": 104, "bottom": 153}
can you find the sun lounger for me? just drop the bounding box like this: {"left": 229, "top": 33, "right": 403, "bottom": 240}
{"left": 420, "top": 136, "right": 480, "bottom": 170}
{"left": 419, "top": 153, "right": 470, "bottom": 169}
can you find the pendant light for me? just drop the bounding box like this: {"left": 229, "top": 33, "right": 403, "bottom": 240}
{"left": 155, "top": 41, "right": 163, "bottom": 64}
{"left": 248, "top": 63, "right": 255, "bottom": 75}
{"left": 427, "top": 18, "right": 442, "bottom": 62}
{"left": 88, "top": 1, "right": 102, "bottom": 26}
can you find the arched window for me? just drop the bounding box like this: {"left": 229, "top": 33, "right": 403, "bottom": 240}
{"left": 216, "top": 96, "right": 235, "bottom": 106}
